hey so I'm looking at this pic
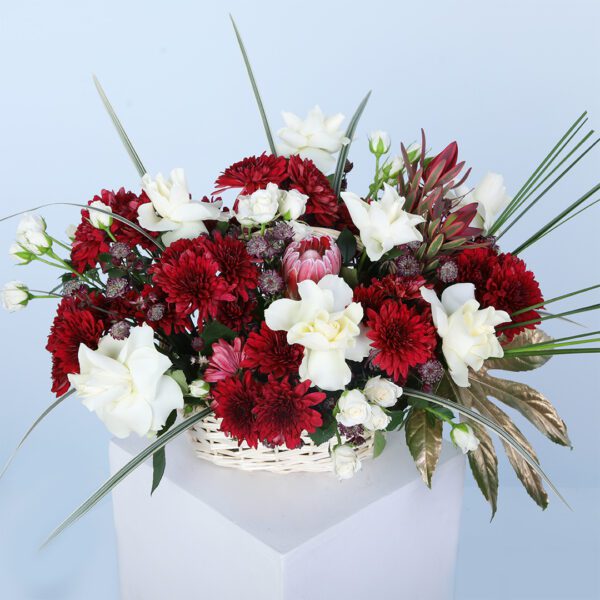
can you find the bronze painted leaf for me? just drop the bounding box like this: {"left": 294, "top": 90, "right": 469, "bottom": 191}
{"left": 486, "top": 329, "right": 553, "bottom": 372}
{"left": 405, "top": 408, "right": 443, "bottom": 488}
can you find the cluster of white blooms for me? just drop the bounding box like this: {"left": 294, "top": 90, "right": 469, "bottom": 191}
{"left": 10, "top": 213, "right": 51, "bottom": 264}
{"left": 235, "top": 183, "right": 308, "bottom": 227}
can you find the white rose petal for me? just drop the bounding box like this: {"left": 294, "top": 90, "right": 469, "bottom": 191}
{"left": 277, "top": 106, "right": 350, "bottom": 174}
{"left": 451, "top": 423, "right": 480, "bottom": 454}
{"left": 341, "top": 183, "right": 425, "bottom": 261}
{"left": 364, "top": 376, "right": 403, "bottom": 408}
{"left": 336, "top": 389, "right": 371, "bottom": 427}
{"left": 420, "top": 283, "right": 511, "bottom": 387}
{"left": 14, "top": 213, "right": 50, "bottom": 255}
{"left": 1, "top": 281, "right": 29, "bottom": 312}
{"left": 331, "top": 444, "right": 362, "bottom": 480}
{"left": 235, "top": 183, "right": 282, "bottom": 227}
{"left": 139, "top": 168, "right": 229, "bottom": 246}
{"left": 89, "top": 200, "right": 113, "bottom": 229}
{"left": 364, "top": 405, "right": 391, "bottom": 431}
{"left": 68, "top": 324, "right": 184, "bottom": 438}
{"left": 279, "top": 189, "right": 309, "bottom": 221}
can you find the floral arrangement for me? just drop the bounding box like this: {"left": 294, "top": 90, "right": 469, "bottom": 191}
{"left": 1, "top": 18, "right": 599, "bottom": 542}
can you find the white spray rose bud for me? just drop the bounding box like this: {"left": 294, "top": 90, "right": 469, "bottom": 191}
{"left": 363, "top": 376, "right": 403, "bottom": 408}
{"left": 387, "top": 155, "right": 404, "bottom": 177}
{"left": 450, "top": 423, "right": 480, "bottom": 454}
{"left": 336, "top": 389, "right": 371, "bottom": 427}
{"left": 364, "top": 405, "right": 391, "bottom": 431}
{"left": 89, "top": 200, "right": 114, "bottom": 229}
{"left": 369, "top": 130, "right": 391, "bottom": 155}
{"left": 189, "top": 378, "right": 210, "bottom": 398}
{"left": 15, "top": 213, "right": 51, "bottom": 255}
{"left": 236, "top": 183, "right": 282, "bottom": 227}
{"left": 65, "top": 224, "right": 77, "bottom": 240}
{"left": 9, "top": 243, "right": 32, "bottom": 265}
{"left": 332, "top": 444, "right": 362, "bottom": 480}
{"left": 279, "top": 189, "right": 308, "bottom": 221}
{"left": 1, "top": 281, "right": 30, "bottom": 312}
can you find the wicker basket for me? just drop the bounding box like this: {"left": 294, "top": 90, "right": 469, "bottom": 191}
{"left": 187, "top": 415, "right": 374, "bottom": 474}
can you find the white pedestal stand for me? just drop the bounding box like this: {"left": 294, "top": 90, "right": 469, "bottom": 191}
{"left": 110, "top": 432, "right": 465, "bottom": 600}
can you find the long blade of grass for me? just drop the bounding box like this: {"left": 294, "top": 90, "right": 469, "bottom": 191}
{"left": 0, "top": 390, "right": 75, "bottom": 480}
{"left": 93, "top": 76, "right": 146, "bottom": 177}
{"left": 229, "top": 15, "right": 277, "bottom": 155}
{"left": 405, "top": 388, "right": 569, "bottom": 508}
{"left": 502, "top": 348, "right": 600, "bottom": 357}
{"left": 0, "top": 203, "right": 164, "bottom": 251}
{"left": 333, "top": 91, "right": 372, "bottom": 197}
{"left": 500, "top": 303, "right": 600, "bottom": 331}
{"left": 512, "top": 283, "right": 600, "bottom": 316}
{"left": 42, "top": 407, "right": 213, "bottom": 547}
{"left": 540, "top": 197, "right": 600, "bottom": 240}
{"left": 512, "top": 183, "right": 600, "bottom": 254}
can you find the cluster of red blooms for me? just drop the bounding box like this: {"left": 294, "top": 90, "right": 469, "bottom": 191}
{"left": 45, "top": 145, "right": 545, "bottom": 449}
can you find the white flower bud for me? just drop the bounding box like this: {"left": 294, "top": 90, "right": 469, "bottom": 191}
{"left": 364, "top": 405, "right": 391, "bottom": 431}
{"left": 15, "top": 213, "right": 50, "bottom": 255}
{"left": 279, "top": 189, "right": 308, "bottom": 221}
{"left": 236, "top": 183, "right": 282, "bottom": 227}
{"left": 363, "top": 376, "right": 403, "bottom": 408}
{"left": 336, "top": 389, "right": 371, "bottom": 427}
{"left": 450, "top": 423, "right": 480, "bottom": 454}
{"left": 331, "top": 444, "right": 362, "bottom": 480}
{"left": 369, "top": 130, "right": 391, "bottom": 155}
{"left": 189, "top": 378, "right": 210, "bottom": 398}
{"left": 89, "top": 200, "right": 114, "bottom": 229}
{"left": 9, "top": 243, "right": 32, "bottom": 265}
{"left": 1, "top": 281, "right": 30, "bottom": 312}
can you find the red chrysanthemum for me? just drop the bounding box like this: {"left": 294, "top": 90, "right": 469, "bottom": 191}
{"left": 201, "top": 232, "right": 259, "bottom": 301}
{"left": 366, "top": 300, "right": 437, "bottom": 382}
{"left": 286, "top": 155, "right": 340, "bottom": 227}
{"left": 212, "top": 372, "right": 262, "bottom": 448}
{"left": 150, "top": 237, "right": 235, "bottom": 323}
{"left": 253, "top": 377, "right": 324, "bottom": 449}
{"left": 216, "top": 296, "right": 257, "bottom": 333}
{"left": 354, "top": 274, "right": 428, "bottom": 314}
{"left": 46, "top": 297, "right": 106, "bottom": 396}
{"left": 242, "top": 322, "right": 304, "bottom": 378}
{"left": 139, "top": 285, "right": 191, "bottom": 335}
{"left": 71, "top": 220, "right": 110, "bottom": 273}
{"left": 214, "top": 153, "right": 288, "bottom": 195}
{"left": 456, "top": 248, "right": 543, "bottom": 341}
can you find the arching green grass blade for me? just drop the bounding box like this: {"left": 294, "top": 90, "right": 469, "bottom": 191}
{"left": 93, "top": 75, "right": 147, "bottom": 177}
{"left": 41, "top": 408, "right": 213, "bottom": 547}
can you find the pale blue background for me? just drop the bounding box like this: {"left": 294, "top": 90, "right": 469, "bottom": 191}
{"left": 0, "top": 1, "right": 599, "bottom": 598}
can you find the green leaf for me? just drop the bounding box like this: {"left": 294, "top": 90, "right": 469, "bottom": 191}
{"left": 405, "top": 408, "right": 443, "bottom": 487}
{"left": 169, "top": 370, "right": 189, "bottom": 395}
{"left": 201, "top": 321, "right": 237, "bottom": 347}
{"left": 333, "top": 91, "right": 372, "bottom": 196}
{"left": 0, "top": 389, "right": 75, "bottom": 480}
{"left": 151, "top": 449, "right": 166, "bottom": 495}
{"left": 386, "top": 409, "right": 407, "bottom": 432}
{"left": 93, "top": 75, "right": 146, "bottom": 177}
{"left": 229, "top": 15, "right": 277, "bottom": 155}
{"left": 308, "top": 414, "right": 337, "bottom": 446}
{"left": 336, "top": 228, "right": 357, "bottom": 263}
{"left": 42, "top": 408, "right": 213, "bottom": 547}
{"left": 340, "top": 266, "right": 358, "bottom": 288}
{"left": 373, "top": 431, "right": 387, "bottom": 458}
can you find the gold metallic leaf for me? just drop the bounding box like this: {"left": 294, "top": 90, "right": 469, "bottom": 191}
{"left": 471, "top": 370, "right": 571, "bottom": 447}
{"left": 486, "top": 329, "right": 553, "bottom": 372}
{"left": 405, "top": 408, "right": 442, "bottom": 488}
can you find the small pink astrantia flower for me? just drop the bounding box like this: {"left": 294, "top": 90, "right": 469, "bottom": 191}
{"left": 204, "top": 338, "right": 245, "bottom": 383}
{"left": 282, "top": 235, "right": 342, "bottom": 298}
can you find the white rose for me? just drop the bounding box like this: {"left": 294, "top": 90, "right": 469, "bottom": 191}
{"left": 420, "top": 283, "right": 511, "bottom": 387}
{"left": 277, "top": 106, "right": 350, "bottom": 174}
{"left": 369, "top": 130, "right": 391, "bottom": 154}
{"left": 138, "top": 168, "right": 228, "bottom": 246}
{"left": 89, "top": 200, "right": 114, "bottom": 229}
{"left": 336, "top": 389, "right": 371, "bottom": 427}
{"left": 68, "top": 324, "right": 184, "bottom": 438}
{"left": 279, "top": 189, "right": 308, "bottom": 221}
{"left": 451, "top": 423, "right": 480, "bottom": 453}
{"left": 1, "top": 281, "right": 30, "bottom": 312}
{"left": 9, "top": 243, "right": 31, "bottom": 265}
{"left": 341, "top": 183, "right": 425, "bottom": 260}
{"left": 235, "top": 183, "right": 282, "bottom": 227}
{"left": 364, "top": 405, "right": 391, "bottom": 431}
{"left": 189, "top": 378, "right": 210, "bottom": 398}
{"left": 447, "top": 172, "right": 511, "bottom": 233}
{"left": 386, "top": 143, "right": 421, "bottom": 177}
{"left": 265, "top": 275, "right": 370, "bottom": 391}
{"left": 363, "top": 376, "right": 403, "bottom": 408}
{"left": 331, "top": 444, "right": 362, "bottom": 480}
{"left": 15, "top": 213, "right": 50, "bottom": 255}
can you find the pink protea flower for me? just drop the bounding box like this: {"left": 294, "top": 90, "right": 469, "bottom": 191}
{"left": 204, "top": 338, "right": 245, "bottom": 383}
{"left": 282, "top": 235, "right": 342, "bottom": 298}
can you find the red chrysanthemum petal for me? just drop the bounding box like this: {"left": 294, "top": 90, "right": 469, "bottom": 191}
{"left": 366, "top": 300, "right": 437, "bottom": 382}
{"left": 214, "top": 154, "right": 288, "bottom": 195}
{"left": 354, "top": 274, "right": 428, "bottom": 315}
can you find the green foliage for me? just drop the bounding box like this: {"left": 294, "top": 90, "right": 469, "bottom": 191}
{"left": 201, "top": 321, "right": 237, "bottom": 348}
{"left": 336, "top": 228, "right": 357, "bottom": 263}
{"left": 373, "top": 431, "right": 387, "bottom": 458}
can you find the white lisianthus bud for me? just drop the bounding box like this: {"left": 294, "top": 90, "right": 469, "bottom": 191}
{"left": 189, "top": 378, "right": 210, "bottom": 398}
{"left": 363, "top": 376, "right": 403, "bottom": 408}
{"left": 364, "top": 405, "right": 391, "bottom": 431}
{"left": 15, "top": 213, "right": 51, "bottom": 255}
{"left": 450, "top": 423, "right": 480, "bottom": 454}
{"left": 369, "top": 130, "right": 391, "bottom": 155}
{"left": 279, "top": 189, "right": 309, "bottom": 221}
{"left": 88, "top": 200, "right": 114, "bottom": 229}
{"left": 1, "top": 281, "right": 30, "bottom": 312}
{"left": 236, "top": 183, "right": 282, "bottom": 227}
{"left": 331, "top": 444, "right": 362, "bottom": 480}
{"left": 336, "top": 389, "right": 371, "bottom": 427}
